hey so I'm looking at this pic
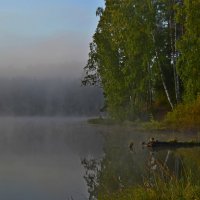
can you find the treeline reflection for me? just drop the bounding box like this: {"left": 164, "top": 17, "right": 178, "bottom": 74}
{"left": 82, "top": 132, "right": 200, "bottom": 199}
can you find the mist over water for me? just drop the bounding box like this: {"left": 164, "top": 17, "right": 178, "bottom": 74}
{"left": 0, "top": 77, "right": 103, "bottom": 116}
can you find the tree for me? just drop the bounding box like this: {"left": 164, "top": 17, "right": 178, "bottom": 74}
{"left": 83, "top": 0, "right": 198, "bottom": 120}
{"left": 176, "top": 0, "right": 200, "bottom": 102}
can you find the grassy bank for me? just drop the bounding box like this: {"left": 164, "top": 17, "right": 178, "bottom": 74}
{"left": 88, "top": 118, "right": 121, "bottom": 125}
{"left": 88, "top": 118, "right": 166, "bottom": 133}
{"left": 87, "top": 99, "right": 200, "bottom": 200}
{"left": 99, "top": 177, "right": 200, "bottom": 200}
{"left": 89, "top": 97, "right": 200, "bottom": 133}
{"left": 99, "top": 155, "right": 200, "bottom": 200}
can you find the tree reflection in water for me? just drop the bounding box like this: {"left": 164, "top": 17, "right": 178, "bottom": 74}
{"left": 144, "top": 149, "right": 184, "bottom": 188}
{"left": 81, "top": 140, "right": 200, "bottom": 199}
{"left": 81, "top": 157, "right": 101, "bottom": 200}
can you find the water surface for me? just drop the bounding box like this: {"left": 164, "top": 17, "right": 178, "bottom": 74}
{"left": 89, "top": 125, "right": 200, "bottom": 198}
{"left": 0, "top": 117, "right": 104, "bottom": 200}
{"left": 0, "top": 117, "right": 199, "bottom": 200}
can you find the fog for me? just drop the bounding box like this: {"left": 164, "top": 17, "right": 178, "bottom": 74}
{"left": 0, "top": 31, "right": 104, "bottom": 117}
{"left": 0, "top": 77, "right": 103, "bottom": 116}
{"left": 0, "top": 34, "right": 89, "bottom": 79}
{"left": 0, "top": 0, "right": 105, "bottom": 116}
{"left": 0, "top": 33, "right": 104, "bottom": 116}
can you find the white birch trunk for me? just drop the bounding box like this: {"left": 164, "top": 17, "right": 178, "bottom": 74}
{"left": 152, "top": 33, "right": 174, "bottom": 110}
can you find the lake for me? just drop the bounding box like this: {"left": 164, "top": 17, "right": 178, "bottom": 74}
{"left": 0, "top": 117, "right": 104, "bottom": 200}
{"left": 0, "top": 117, "right": 199, "bottom": 200}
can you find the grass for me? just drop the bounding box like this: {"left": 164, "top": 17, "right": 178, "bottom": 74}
{"left": 99, "top": 164, "right": 200, "bottom": 200}
{"left": 141, "top": 120, "right": 166, "bottom": 131}
{"left": 88, "top": 117, "right": 167, "bottom": 133}
{"left": 88, "top": 117, "right": 121, "bottom": 125}
{"left": 99, "top": 179, "right": 200, "bottom": 200}
{"left": 97, "top": 138, "right": 200, "bottom": 200}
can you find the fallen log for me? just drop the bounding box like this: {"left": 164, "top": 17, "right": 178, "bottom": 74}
{"left": 142, "top": 138, "right": 200, "bottom": 148}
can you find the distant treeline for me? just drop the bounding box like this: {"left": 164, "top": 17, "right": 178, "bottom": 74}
{"left": 0, "top": 78, "right": 103, "bottom": 116}
{"left": 83, "top": 0, "right": 200, "bottom": 120}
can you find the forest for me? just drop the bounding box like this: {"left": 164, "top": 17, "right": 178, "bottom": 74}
{"left": 82, "top": 0, "right": 200, "bottom": 128}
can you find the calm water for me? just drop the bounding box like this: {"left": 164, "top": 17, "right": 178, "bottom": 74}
{"left": 90, "top": 125, "right": 200, "bottom": 199}
{"left": 0, "top": 117, "right": 104, "bottom": 200}
{"left": 0, "top": 117, "right": 199, "bottom": 200}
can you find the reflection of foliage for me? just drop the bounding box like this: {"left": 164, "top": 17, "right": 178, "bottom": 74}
{"left": 97, "top": 147, "right": 143, "bottom": 195}
{"left": 176, "top": 148, "right": 200, "bottom": 180}
{"left": 82, "top": 124, "right": 200, "bottom": 199}
{"left": 81, "top": 157, "right": 101, "bottom": 200}
{"left": 145, "top": 151, "right": 184, "bottom": 187}
{"left": 95, "top": 131, "right": 147, "bottom": 198}
{"left": 99, "top": 149, "right": 200, "bottom": 200}
{"left": 81, "top": 130, "right": 146, "bottom": 199}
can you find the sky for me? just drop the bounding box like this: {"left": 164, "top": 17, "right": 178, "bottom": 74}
{"left": 0, "top": 0, "right": 104, "bottom": 79}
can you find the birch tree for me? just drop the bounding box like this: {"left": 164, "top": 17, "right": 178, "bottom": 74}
{"left": 176, "top": 0, "right": 200, "bottom": 102}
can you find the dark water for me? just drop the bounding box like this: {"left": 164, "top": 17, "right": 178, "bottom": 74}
{"left": 90, "top": 125, "right": 200, "bottom": 199}
{"left": 0, "top": 117, "right": 199, "bottom": 200}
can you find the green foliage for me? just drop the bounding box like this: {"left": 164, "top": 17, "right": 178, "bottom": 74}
{"left": 164, "top": 96, "right": 200, "bottom": 131}
{"left": 83, "top": 0, "right": 200, "bottom": 121}
{"left": 176, "top": 0, "right": 200, "bottom": 102}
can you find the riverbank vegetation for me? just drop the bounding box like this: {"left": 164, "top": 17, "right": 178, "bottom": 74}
{"left": 165, "top": 96, "right": 200, "bottom": 131}
{"left": 82, "top": 1, "right": 200, "bottom": 198}
{"left": 82, "top": 124, "right": 200, "bottom": 200}
{"left": 88, "top": 96, "right": 200, "bottom": 131}
{"left": 97, "top": 147, "right": 200, "bottom": 200}
{"left": 99, "top": 176, "right": 200, "bottom": 200}
{"left": 82, "top": 0, "right": 200, "bottom": 131}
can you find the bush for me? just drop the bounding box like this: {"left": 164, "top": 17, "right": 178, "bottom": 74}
{"left": 164, "top": 96, "right": 200, "bottom": 131}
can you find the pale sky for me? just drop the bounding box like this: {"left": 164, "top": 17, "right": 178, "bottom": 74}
{"left": 0, "top": 0, "right": 104, "bottom": 79}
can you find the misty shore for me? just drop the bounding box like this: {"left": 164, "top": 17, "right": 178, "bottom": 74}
{"left": 0, "top": 77, "right": 103, "bottom": 116}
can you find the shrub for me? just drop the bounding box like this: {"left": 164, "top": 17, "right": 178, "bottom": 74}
{"left": 164, "top": 96, "right": 200, "bottom": 131}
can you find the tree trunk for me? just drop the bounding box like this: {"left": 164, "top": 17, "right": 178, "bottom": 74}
{"left": 152, "top": 33, "right": 174, "bottom": 110}
{"left": 157, "top": 56, "right": 174, "bottom": 110}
